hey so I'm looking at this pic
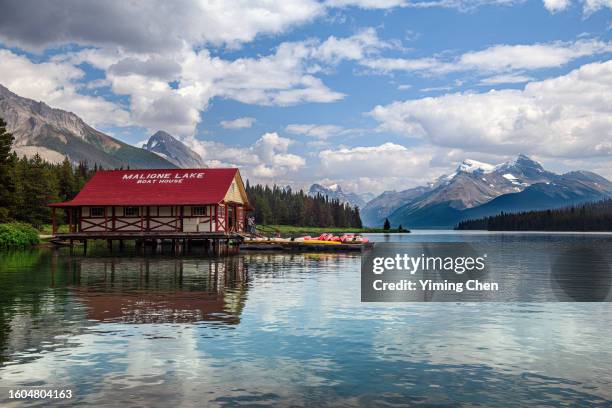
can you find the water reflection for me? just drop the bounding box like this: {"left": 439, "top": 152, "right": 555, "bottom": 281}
{"left": 0, "top": 236, "right": 611, "bottom": 407}
{"left": 67, "top": 256, "right": 248, "bottom": 324}
{"left": 0, "top": 250, "right": 250, "bottom": 368}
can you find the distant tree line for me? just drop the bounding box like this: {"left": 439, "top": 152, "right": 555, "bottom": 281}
{"left": 245, "top": 181, "right": 363, "bottom": 228}
{"left": 0, "top": 117, "right": 363, "bottom": 229}
{"left": 455, "top": 199, "right": 612, "bottom": 231}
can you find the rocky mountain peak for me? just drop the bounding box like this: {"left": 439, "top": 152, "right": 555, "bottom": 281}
{"left": 0, "top": 83, "right": 175, "bottom": 168}
{"left": 457, "top": 159, "right": 496, "bottom": 174}
{"left": 143, "top": 130, "right": 206, "bottom": 168}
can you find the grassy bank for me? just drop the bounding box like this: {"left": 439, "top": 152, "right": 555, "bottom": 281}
{"left": 0, "top": 223, "right": 41, "bottom": 249}
{"left": 258, "top": 225, "right": 408, "bottom": 235}
{"left": 38, "top": 224, "right": 70, "bottom": 235}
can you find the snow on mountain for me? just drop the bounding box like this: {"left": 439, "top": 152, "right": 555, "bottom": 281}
{"left": 363, "top": 154, "right": 573, "bottom": 227}
{"left": 308, "top": 183, "right": 366, "bottom": 208}
{"left": 457, "top": 159, "right": 496, "bottom": 174}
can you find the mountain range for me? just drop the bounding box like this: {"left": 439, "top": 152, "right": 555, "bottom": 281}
{"left": 362, "top": 155, "right": 612, "bottom": 228}
{"left": 308, "top": 183, "right": 372, "bottom": 208}
{"left": 0, "top": 84, "right": 202, "bottom": 169}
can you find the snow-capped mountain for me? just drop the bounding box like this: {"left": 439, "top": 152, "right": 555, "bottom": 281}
{"left": 143, "top": 131, "right": 206, "bottom": 168}
{"left": 362, "top": 154, "right": 611, "bottom": 228}
{"left": 308, "top": 183, "right": 368, "bottom": 208}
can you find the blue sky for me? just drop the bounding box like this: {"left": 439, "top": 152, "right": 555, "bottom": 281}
{"left": 0, "top": 0, "right": 610, "bottom": 193}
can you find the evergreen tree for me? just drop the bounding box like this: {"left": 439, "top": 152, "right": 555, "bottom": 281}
{"left": 383, "top": 218, "right": 391, "bottom": 230}
{"left": 0, "top": 118, "right": 15, "bottom": 221}
{"left": 15, "top": 155, "right": 59, "bottom": 227}
{"left": 455, "top": 199, "right": 612, "bottom": 232}
{"left": 244, "top": 180, "right": 363, "bottom": 228}
{"left": 58, "top": 157, "right": 78, "bottom": 201}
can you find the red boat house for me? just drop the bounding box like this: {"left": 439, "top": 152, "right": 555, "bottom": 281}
{"left": 49, "top": 168, "right": 251, "bottom": 249}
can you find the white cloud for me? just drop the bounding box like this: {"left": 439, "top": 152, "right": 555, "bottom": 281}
{"left": 57, "top": 39, "right": 347, "bottom": 136}
{"left": 583, "top": 0, "right": 612, "bottom": 13}
{"left": 318, "top": 142, "right": 439, "bottom": 191}
{"left": 479, "top": 74, "right": 534, "bottom": 85}
{"left": 370, "top": 60, "right": 612, "bottom": 159}
{"left": 91, "top": 28, "right": 394, "bottom": 135}
{"left": 310, "top": 27, "right": 395, "bottom": 63}
{"left": 542, "top": 0, "right": 612, "bottom": 14}
{"left": 543, "top": 0, "right": 571, "bottom": 11}
{"left": 457, "top": 39, "right": 611, "bottom": 72}
{"left": 186, "top": 132, "right": 305, "bottom": 180}
{"left": 285, "top": 124, "right": 345, "bottom": 139}
{"left": 360, "top": 39, "right": 612, "bottom": 76}
{"left": 360, "top": 57, "right": 441, "bottom": 73}
{"left": 326, "top": 0, "right": 523, "bottom": 11}
{"left": 0, "top": 49, "right": 130, "bottom": 127}
{"left": 220, "top": 117, "right": 256, "bottom": 129}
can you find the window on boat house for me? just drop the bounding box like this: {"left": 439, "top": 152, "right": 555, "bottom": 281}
{"left": 192, "top": 206, "right": 207, "bottom": 216}
{"left": 90, "top": 207, "right": 104, "bottom": 218}
{"left": 124, "top": 206, "right": 140, "bottom": 217}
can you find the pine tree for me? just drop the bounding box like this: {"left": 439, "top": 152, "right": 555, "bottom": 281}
{"left": 0, "top": 117, "right": 16, "bottom": 221}
{"left": 383, "top": 218, "right": 391, "bottom": 230}
{"left": 16, "top": 155, "right": 58, "bottom": 227}
{"left": 58, "top": 157, "right": 77, "bottom": 201}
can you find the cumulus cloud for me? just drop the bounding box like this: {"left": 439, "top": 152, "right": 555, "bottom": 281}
{"left": 543, "top": 0, "right": 571, "bottom": 11}
{"left": 317, "top": 142, "right": 440, "bottom": 191}
{"left": 310, "top": 27, "right": 395, "bottom": 63}
{"left": 220, "top": 117, "right": 257, "bottom": 129}
{"left": 370, "top": 60, "right": 612, "bottom": 159}
{"left": 62, "top": 28, "right": 393, "bottom": 136}
{"left": 542, "top": 0, "right": 612, "bottom": 13}
{"left": 285, "top": 124, "right": 345, "bottom": 139}
{"left": 52, "top": 38, "right": 350, "bottom": 136}
{"left": 186, "top": 132, "right": 305, "bottom": 180}
{"left": 361, "top": 39, "right": 612, "bottom": 76}
{"left": 0, "top": 49, "right": 130, "bottom": 127}
{"left": 457, "top": 40, "right": 611, "bottom": 72}
{"left": 0, "top": 0, "right": 324, "bottom": 52}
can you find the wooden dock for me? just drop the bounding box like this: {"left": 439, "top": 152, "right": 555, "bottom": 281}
{"left": 51, "top": 231, "right": 245, "bottom": 255}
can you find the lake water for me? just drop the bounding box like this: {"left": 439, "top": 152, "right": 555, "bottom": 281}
{"left": 1, "top": 232, "right": 611, "bottom": 407}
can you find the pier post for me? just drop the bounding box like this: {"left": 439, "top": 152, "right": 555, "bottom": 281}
{"left": 119, "top": 239, "right": 125, "bottom": 250}
{"left": 107, "top": 239, "right": 113, "bottom": 251}
{"left": 83, "top": 239, "right": 88, "bottom": 255}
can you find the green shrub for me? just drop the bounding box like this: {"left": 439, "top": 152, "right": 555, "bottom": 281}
{"left": 0, "top": 222, "right": 40, "bottom": 249}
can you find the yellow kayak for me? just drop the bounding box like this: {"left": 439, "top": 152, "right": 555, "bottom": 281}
{"left": 301, "top": 240, "right": 341, "bottom": 245}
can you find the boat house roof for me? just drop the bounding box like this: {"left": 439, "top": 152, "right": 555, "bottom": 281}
{"left": 50, "top": 168, "right": 250, "bottom": 207}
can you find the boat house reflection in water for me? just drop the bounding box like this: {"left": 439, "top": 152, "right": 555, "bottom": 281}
{"left": 65, "top": 255, "right": 249, "bottom": 325}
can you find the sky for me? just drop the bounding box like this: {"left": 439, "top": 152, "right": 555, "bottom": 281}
{"left": 0, "top": 0, "right": 610, "bottom": 194}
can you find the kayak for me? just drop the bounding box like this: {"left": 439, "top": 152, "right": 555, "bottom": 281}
{"left": 301, "top": 240, "right": 342, "bottom": 245}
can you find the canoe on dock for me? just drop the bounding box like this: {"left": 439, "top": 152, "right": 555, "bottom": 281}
{"left": 240, "top": 239, "right": 373, "bottom": 252}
